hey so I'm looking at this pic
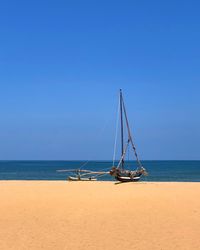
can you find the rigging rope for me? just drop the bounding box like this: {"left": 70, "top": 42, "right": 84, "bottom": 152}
{"left": 112, "top": 92, "right": 120, "bottom": 166}
{"left": 80, "top": 160, "right": 90, "bottom": 169}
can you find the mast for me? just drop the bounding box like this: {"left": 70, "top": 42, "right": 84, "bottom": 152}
{"left": 120, "top": 89, "right": 124, "bottom": 170}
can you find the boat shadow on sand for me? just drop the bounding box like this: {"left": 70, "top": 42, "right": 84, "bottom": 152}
{"left": 114, "top": 181, "right": 147, "bottom": 185}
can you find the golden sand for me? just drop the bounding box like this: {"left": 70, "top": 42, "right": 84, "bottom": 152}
{"left": 0, "top": 181, "right": 200, "bottom": 250}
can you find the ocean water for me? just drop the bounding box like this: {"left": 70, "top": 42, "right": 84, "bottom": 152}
{"left": 0, "top": 161, "right": 200, "bottom": 182}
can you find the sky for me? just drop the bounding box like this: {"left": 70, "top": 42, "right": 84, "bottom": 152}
{"left": 0, "top": 0, "right": 200, "bottom": 160}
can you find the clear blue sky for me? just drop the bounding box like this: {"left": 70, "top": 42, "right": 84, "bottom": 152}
{"left": 0, "top": 0, "right": 199, "bottom": 160}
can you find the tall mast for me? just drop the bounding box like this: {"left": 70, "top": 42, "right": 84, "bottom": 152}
{"left": 120, "top": 89, "right": 124, "bottom": 170}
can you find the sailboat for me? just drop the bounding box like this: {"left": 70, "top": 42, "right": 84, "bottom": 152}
{"left": 110, "top": 89, "right": 148, "bottom": 182}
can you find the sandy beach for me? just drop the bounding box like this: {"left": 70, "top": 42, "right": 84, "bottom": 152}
{"left": 0, "top": 181, "right": 200, "bottom": 250}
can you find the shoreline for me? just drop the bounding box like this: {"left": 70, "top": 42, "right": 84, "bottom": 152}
{"left": 0, "top": 180, "right": 200, "bottom": 183}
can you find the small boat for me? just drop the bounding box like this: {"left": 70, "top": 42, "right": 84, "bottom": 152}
{"left": 68, "top": 176, "right": 97, "bottom": 181}
{"left": 57, "top": 168, "right": 108, "bottom": 181}
{"left": 110, "top": 89, "right": 148, "bottom": 182}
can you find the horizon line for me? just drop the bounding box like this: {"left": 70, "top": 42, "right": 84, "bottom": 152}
{"left": 0, "top": 159, "right": 200, "bottom": 161}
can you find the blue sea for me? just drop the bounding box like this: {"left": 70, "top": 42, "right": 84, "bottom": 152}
{"left": 0, "top": 161, "right": 200, "bottom": 182}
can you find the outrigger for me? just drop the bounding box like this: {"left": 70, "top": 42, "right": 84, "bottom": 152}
{"left": 57, "top": 169, "right": 108, "bottom": 181}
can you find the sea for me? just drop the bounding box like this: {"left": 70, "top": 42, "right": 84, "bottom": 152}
{"left": 0, "top": 161, "right": 200, "bottom": 182}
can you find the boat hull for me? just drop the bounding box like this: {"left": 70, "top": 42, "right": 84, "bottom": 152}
{"left": 115, "top": 176, "right": 141, "bottom": 182}
{"left": 68, "top": 176, "right": 97, "bottom": 181}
